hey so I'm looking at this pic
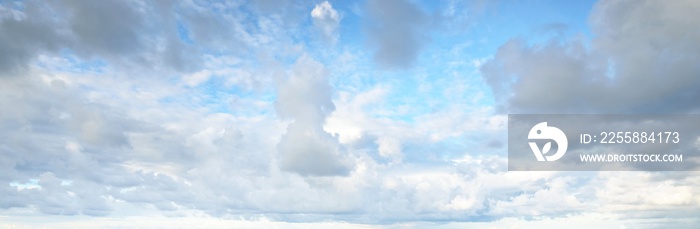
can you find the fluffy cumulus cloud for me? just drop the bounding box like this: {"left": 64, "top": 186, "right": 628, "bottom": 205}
{"left": 275, "top": 54, "right": 351, "bottom": 176}
{"left": 1, "top": 0, "right": 699, "bottom": 228}
{"left": 311, "top": 1, "right": 341, "bottom": 44}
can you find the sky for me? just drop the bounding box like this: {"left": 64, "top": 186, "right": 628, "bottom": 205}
{"left": 1, "top": 0, "right": 700, "bottom": 228}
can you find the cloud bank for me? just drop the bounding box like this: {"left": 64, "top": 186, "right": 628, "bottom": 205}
{"left": 482, "top": 0, "right": 700, "bottom": 114}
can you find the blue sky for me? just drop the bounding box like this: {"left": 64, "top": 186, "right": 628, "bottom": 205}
{"left": 1, "top": 0, "right": 700, "bottom": 228}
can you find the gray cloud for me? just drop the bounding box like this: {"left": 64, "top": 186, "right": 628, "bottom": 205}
{"left": 481, "top": 39, "right": 606, "bottom": 113}
{"left": 365, "top": 0, "right": 435, "bottom": 69}
{"left": 182, "top": 9, "right": 241, "bottom": 51}
{"left": 0, "top": 0, "right": 314, "bottom": 79}
{"left": 0, "top": 2, "right": 63, "bottom": 76}
{"left": 0, "top": 0, "right": 214, "bottom": 77}
{"left": 275, "top": 55, "right": 351, "bottom": 176}
{"left": 481, "top": 0, "right": 700, "bottom": 114}
{"left": 59, "top": 0, "right": 144, "bottom": 56}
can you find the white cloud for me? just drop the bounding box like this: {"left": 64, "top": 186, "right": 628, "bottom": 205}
{"left": 311, "top": 1, "right": 341, "bottom": 44}
{"left": 489, "top": 176, "right": 589, "bottom": 216}
{"left": 275, "top": 54, "right": 351, "bottom": 176}
{"left": 183, "top": 70, "right": 212, "bottom": 87}
{"left": 596, "top": 172, "right": 700, "bottom": 210}
{"left": 376, "top": 136, "right": 403, "bottom": 163}
{"left": 325, "top": 86, "right": 389, "bottom": 144}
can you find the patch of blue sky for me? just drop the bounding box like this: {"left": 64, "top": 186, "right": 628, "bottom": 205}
{"left": 331, "top": 0, "right": 365, "bottom": 43}
{"left": 181, "top": 1, "right": 534, "bottom": 162}
{"left": 176, "top": 20, "right": 195, "bottom": 45}
{"left": 8, "top": 178, "right": 72, "bottom": 191}
{"left": 192, "top": 76, "right": 274, "bottom": 117}
{"left": 401, "top": 131, "right": 505, "bottom": 164}
{"left": 358, "top": 52, "right": 488, "bottom": 124}
{"left": 401, "top": 139, "right": 468, "bottom": 164}
{"left": 320, "top": 48, "right": 379, "bottom": 92}
{"left": 476, "top": 0, "right": 596, "bottom": 48}
{"left": 175, "top": 0, "right": 597, "bottom": 128}
{"left": 37, "top": 49, "right": 107, "bottom": 74}
{"left": 9, "top": 179, "right": 40, "bottom": 190}
{"left": 388, "top": 0, "right": 598, "bottom": 119}
{"left": 6, "top": 0, "right": 25, "bottom": 12}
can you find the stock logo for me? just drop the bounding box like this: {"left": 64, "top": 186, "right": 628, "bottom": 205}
{"left": 528, "top": 122, "right": 568, "bottom": 162}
